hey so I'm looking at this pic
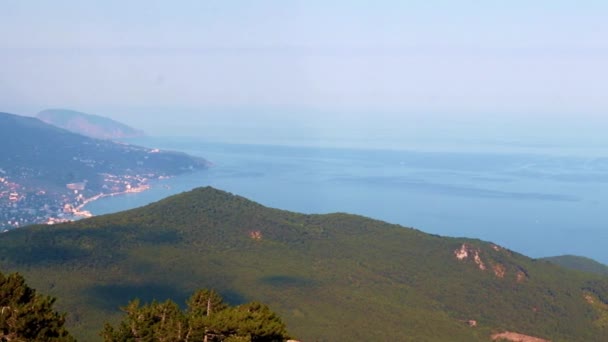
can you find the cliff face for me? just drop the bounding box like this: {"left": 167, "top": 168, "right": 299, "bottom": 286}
{"left": 37, "top": 109, "right": 145, "bottom": 140}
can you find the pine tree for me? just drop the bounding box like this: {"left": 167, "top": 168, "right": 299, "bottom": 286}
{"left": 102, "top": 289, "right": 291, "bottom": 342}
{"left": 0, "top": 272, "right": 74, "bottom": 341}
{"left": 208, "top": 302, "right": 289, "bottom": 342}
{"left": 101, "top": 299, "right": 187, "bottom": 342}
{"left": 186, "top": 289, "right": 227, "bottom": 342}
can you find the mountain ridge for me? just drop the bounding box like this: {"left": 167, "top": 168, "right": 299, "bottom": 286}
{"left": 37, "top": 109, "right": 145, "bottom": 140}
{"left": 0, "top": 187, "right": 606, "bottom": 341}
{"left": 542, "top": 255, "right": 608, "bottom": 276}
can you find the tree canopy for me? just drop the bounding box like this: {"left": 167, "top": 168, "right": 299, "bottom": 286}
{"left": 0, "top": 271, "right": 74, "bottom": 341}
{"left": 101, "top": 289, "right": 291, "bottom": 342}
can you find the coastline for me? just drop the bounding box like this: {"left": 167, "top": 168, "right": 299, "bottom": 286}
{"left": 72, "top": 183, "right": 151, "bottom": 218}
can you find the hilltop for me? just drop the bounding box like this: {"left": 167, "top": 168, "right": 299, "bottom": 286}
{"left": 0, "top": 112, "right": 209, "bottom": 228}
{"left": 38, "top": 109, "right": 145, "bottom": 140}
{"left": 0, "top": 187, "right": 606, "bottom": 341}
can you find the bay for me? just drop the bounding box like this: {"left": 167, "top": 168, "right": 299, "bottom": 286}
{"left": 84, "top": 137, "right": 608, "bottom": 264}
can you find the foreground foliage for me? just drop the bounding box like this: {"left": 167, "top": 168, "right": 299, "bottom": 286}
{"left": 0, "top": 271, "right": 74, "bottom": 341}
{"left": 102, "top": 289, "right": 290, "bottom": 342}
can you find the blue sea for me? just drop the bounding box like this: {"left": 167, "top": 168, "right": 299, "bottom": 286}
{"left": 84, "top": 137, "right": 608, "bottom": 264}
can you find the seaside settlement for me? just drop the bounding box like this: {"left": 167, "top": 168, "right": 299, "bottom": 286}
{"left": 0, "top": 111, "right": 210, "bottom": 231}
{"left": 0, "top": 171, "right": 154, "bottom": 230}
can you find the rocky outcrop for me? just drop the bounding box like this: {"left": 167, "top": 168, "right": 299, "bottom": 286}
{"left": 493, "top": 263, "right": 506, "bottom": 278}
{"left": 454, "top": 243, "right": 486, "bottom": 270}
{"left": 454, "top": 243, "right": 528, "bottom": 283}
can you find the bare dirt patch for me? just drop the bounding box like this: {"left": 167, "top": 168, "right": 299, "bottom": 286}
{"left": 491, "top": 331, "right": 550, "bottom": 342}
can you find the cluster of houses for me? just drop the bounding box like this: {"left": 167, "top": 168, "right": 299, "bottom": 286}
{"left": 0, "top": 172, "right": 153, "bottom": 231}
{"left": 0, "top": 176, "right": 55, "bottom": 229}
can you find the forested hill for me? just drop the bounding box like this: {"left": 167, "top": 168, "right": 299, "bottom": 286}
{"left": 37, "top": 108, "right": 145, "bottom": 140}
{"left": 0, "top": 112, "right": 209, "bottom": 229}
{"left": 542, "top": 255, "right": 608, "bottom": 276}
{"left": 0, "top": 187, "right": 607, "bottom": 341}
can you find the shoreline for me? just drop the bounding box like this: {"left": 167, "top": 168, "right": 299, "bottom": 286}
{"left": 72, "top": 184, "right": 151, "bottom": 218}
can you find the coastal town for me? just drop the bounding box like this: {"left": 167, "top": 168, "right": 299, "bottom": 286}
{"left": 0, "top": 111, "right": 210, "bottom": 231}
{"left": 0, "top": 172, "right": 152, "bottom": 230}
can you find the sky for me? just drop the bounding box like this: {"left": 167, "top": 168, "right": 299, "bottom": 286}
{"left": 1, "top": 0, "right": 607, "bottom": 148}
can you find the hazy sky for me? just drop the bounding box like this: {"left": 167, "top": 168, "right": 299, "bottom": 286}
{"left": 1, "top": 1, "right": 607, "bottom": 146}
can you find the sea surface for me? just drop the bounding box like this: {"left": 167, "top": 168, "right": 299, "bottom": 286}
{"left": 84, "top": 137, "right": 608, "bottom": 263}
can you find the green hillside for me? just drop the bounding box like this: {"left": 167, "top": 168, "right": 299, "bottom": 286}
{"left": 0, "top": 187, "right": 607, "bottom": 341}
{"left": 542, "top": 255, "right": 608, "bottom": 276}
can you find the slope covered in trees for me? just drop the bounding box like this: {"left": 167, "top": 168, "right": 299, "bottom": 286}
{"left": 0, "top": 187, "right": 607, "bottom": 341}
{"left": 542, "top": 255, "right": 608, "bottom": 276}
{"left": 0, "top": 271, "right": 290, "bottom": 342}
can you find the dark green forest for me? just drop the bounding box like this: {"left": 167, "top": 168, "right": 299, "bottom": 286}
{"left": 1, "top": 187, "right": 607, "bottom": 341}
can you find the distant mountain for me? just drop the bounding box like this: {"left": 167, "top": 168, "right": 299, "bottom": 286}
{"left": 0, "top": 187, "right": 606, "bottom": 341}
{"left": 0, "top": 112, "right": 209, "bottom": 228}
{"left": 542, "top": 255, "right": 608, "bottom": 276}
{"left": 37, "top": 109, "right": 145, "bottom": 140}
